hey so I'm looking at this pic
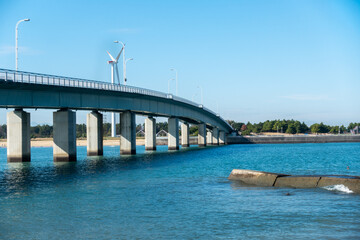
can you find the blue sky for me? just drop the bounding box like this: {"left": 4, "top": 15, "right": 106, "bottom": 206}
{"left": 0, "top": 0, "right": 359, "bottom": 126}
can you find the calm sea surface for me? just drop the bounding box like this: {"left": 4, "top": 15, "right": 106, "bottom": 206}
{"left": 0, "top": 143, "right": 359, "bottom": 239}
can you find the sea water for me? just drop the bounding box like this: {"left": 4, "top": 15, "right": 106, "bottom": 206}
{"left": 0, "top": 143, "right": 359, "bottom": 239}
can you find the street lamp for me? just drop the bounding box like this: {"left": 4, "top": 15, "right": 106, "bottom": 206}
{"left": 15, "top": 18, "right": 30, "bottom": 71}
{"left": 170, "top": 68, "right": 178, "bottom": 96}
{"left": 168, "top": 78, "right": 175, "bottom": 94}
{"left": 197, "top": 85, "right": 203, "bottom": 105}
{"left": 114, "top": 41, "right": 126, "bottom": 84}
{"left": 124, "top": 58, "right": 133, "bottom": 85}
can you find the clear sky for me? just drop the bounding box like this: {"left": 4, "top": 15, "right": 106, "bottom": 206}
{"left": 0, "top": 0, "right": 359, "bottom": 126}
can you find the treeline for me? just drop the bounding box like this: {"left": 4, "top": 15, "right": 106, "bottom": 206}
{"left": 0, "top": 122, "right": 199, "bottom": 139}
{"left": 227, "top": 120, "right": 360, "bottom": 135}
{"left": 2, "top": 121, "right": 357, "bottom": 139}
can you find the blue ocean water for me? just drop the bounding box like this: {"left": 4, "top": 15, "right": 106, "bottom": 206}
{"left": 0, "top": 143, "right": 359, "bottom": 239}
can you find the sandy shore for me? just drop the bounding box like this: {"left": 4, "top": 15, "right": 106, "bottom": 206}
{"left": 0, "top": 138, "right": 146, "bottom": 148}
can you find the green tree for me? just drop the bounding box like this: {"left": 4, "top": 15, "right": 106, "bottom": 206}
{"left": 318, "top": 122, "right": 329, "bottom": 133}
{"left": 329, "top": 126, "right": 339, "bottom": 134}
{"left": 348, "top": 122, "right": 360, "bottom": 132}
{"left": 189, "top": 125, "right": 198, "bottom": 136}
{"left": 226, "top": 120, "right": 244, "bottom": 131}
{"left": 272, "top": 120, "right": 281, "bottom": 132}
{"left": 310, "top": 123, "right": 320, "bottom": 133}
{"left": 286, "top": 123, "right": 296, "bottom": 134}
{"left": 300, "top": 122, "right": 309, "bottom": 133}
{"left": 156, "top": 122, "right": 168, "bottom": 133}
{"left": 246, "top": 122, "right": 253, "bottom": 133}
{"left": 262, "top": 120, "right": 274, "bottom": 132}
{"left": 241, "top": 129, "right": 251, "bottom": 136}
{"left": 0, "top": 124, "right": 6, "bottom": 139}
{"left": 252, "top": 123, "right": 262, "bottom": 133}
{"left": 103, "top": 123, "right": 111, "bottom": 137}
{"left": 76, "top": 124, "right": 86, "bottom": 138}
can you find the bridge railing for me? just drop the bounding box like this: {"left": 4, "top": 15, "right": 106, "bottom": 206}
{"left": 0, "top": 68, "right": 170, "bottom": 98}
{"left": 0, "top": 68, "right": 233, "bottom": 130}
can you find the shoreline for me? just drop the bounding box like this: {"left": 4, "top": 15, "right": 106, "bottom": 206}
{"left": 1, "top": 134, "right": 359, "bottom": 148}
{"left": 228, "top": 134, "right": 360, "bottom": 144}
{"left": 0, "top": 138, "right": 147, "bottom": 148}
{"left": 0, "top": 136, "right": 198, "bottom": 148}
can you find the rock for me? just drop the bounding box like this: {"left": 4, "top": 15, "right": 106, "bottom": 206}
{"left": 228, "top": 169, "right": 288, "bottom": 187}
{"left": 274, "top": 176, "right": 320, "bottom": 188}
{"left": 228, "top": 169, "right": 360, "bottom": 193}
{"left": 317, "top": 177, "right": 360, "bottom": 194}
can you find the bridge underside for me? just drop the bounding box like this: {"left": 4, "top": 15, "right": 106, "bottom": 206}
{"left": 0, "top": 81, "right": 231, "bottom": 162}
{"left": 0, "top": 81, "right": 231, "bottom": 132}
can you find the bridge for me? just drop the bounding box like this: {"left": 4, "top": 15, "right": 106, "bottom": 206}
{"left": 0, "top": 68, "right": 233, "bottom": 162}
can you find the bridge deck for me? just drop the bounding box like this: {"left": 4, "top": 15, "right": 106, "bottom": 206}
{"left": 0, "top": 68, "right": 233, "bottom": 132}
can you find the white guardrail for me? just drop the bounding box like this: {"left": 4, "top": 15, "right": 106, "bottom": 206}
{"left": 0, "top": 68, "right": 232, "bottom": 129}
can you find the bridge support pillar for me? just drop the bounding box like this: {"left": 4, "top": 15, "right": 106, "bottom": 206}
{"left": 111, "top": 112, "right": 116, "bottom": 137}
{"left": 181, "top": 122, "right": 190, "bottom": 147}
{"left": 198, "top": 123, "right": 207, "bottom": 147}
{"left": 87, "top": 111, "right": 103, "bottom": 156}
{"left": 212, "top": 128, "right": 219, "bottom": 145}
{"left": 53, "top": 109, "right": 76, "bottom": 162}
{"left": 207, "top": 130, "right": 213, "bottom": 145}
{"left": 219, "top": 131, "right": 226, "bottom": 145}
{"left": 145, "top": 117, "right": 156, "bottom": 151}
{"left": 7, "top": 109, "right": 30, "bottom": 162}
{"left": 168, "top": 117, "right": 179, "bottom": 150}
{"left": 120, "top": 111, "right": 136, "bottom": 155}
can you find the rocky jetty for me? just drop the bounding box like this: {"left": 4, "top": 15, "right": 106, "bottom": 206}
{"left": 229, "top": 169, "right": 360, "bottom": 193}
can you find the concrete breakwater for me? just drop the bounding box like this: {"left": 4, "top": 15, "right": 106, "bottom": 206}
{"left": 227, "top": 135, "right": 360, "bottom": 144}
{"left": 228, "top": 169, "right": 360, "bottom": 193}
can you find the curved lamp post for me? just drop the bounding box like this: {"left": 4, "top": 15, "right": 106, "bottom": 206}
{"left": 124, "top": 58, "right": 133, "bottom": 85}
{"left": 15, "top": 18, "right": 30, "bottom": 71}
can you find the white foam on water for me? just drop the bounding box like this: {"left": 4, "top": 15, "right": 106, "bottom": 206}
{"left": 322, "top": 184, "right": 353, "bottom": 194}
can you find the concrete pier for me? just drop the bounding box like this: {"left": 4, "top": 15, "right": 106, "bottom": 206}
{"left": 181, "top": 122, "right": 190, "bottom": 147}
{"left": 212, "top": 128, "right": 219, "bottom": 145}
{"left": 219, "top": 131, "right": 226, "bottom": 145}
{"left": 207, "top": 130, "right": 213, "bottom": 145}
{"left": 53, "top": 109, "right": 76, "bottom": 162}
{"left": 198, "top": 123, "right": 207, "bottom": 147}
{"left": 111, "top": 112, "right": 116, "bottom": 137}
{"left": 120, "top": 111, "right": 136, "bottom": 155}
{"left": 145, "top": 117, "right": 156, "bottom": 151}
{"left": 7, "top": 109, "right": 30, "bottom": 162}
{"left": 87, "top": 111, "right": 103, "bottom": 156}
{"left": 168, "top": 117, "right": 179, "bottom": 150}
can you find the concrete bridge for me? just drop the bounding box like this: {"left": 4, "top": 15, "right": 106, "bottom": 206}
{"left": 0, "top": 68, "right": 233, "bottom": 162}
